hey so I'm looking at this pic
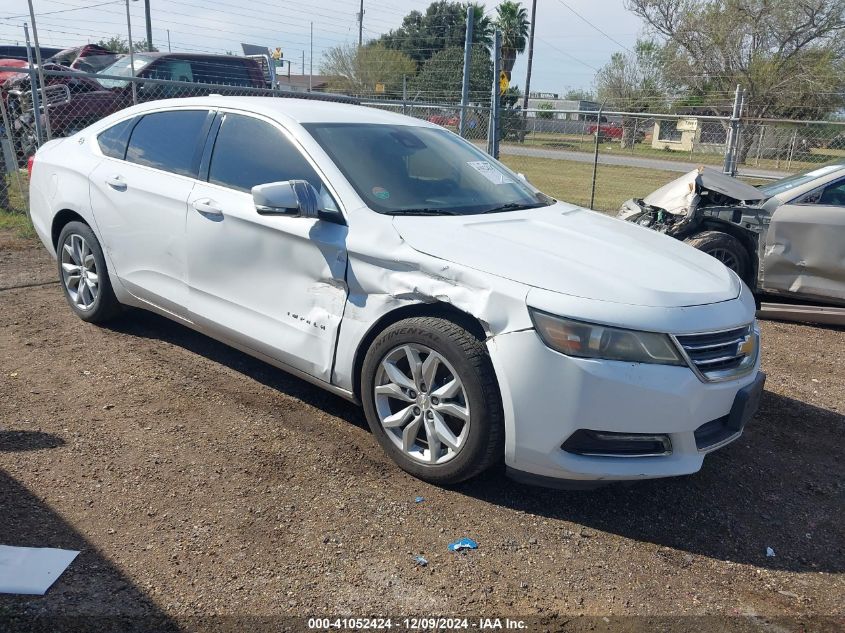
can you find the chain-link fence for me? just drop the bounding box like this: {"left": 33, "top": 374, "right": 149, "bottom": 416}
{"left": 4, "top": 64, "right": 845, "bottom": 220}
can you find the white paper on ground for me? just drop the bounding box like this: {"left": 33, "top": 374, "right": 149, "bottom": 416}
{"left": 0, "top": 545, "right": 79, "bottom": 595}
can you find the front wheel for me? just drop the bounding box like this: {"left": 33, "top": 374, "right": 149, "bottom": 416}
{"left": 684, "top": 230, "right": 753, "bottom": 287}
{"left": 361, "top": 317, "right": 504, "bottom": 485}
{"left": 57, "top": 221, "right": 122, "bottom": 323}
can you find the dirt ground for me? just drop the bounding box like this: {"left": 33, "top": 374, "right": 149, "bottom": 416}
{"left": 0, "top": 230, "right": 843, "bottom": 633}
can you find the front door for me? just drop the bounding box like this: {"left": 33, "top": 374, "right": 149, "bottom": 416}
{"left": 186, "top": 112, "right": 348, "bottom": 381}
{"left": 89, "top": 109, "right": 212, "bottom": 317}
{"left": 761, "top": 178, "right": 845, "bottom": 304}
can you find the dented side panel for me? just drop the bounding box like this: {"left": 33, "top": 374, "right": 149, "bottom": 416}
{"left": 186, "top": 181, "right": 349, "bottom": 382}
{"left": 761, "top": 203, "right": 845, "bottom": 305}
{"left": 331, "top": 209, "right": 533, "bottom": 392}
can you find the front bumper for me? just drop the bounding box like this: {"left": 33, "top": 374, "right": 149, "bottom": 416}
{"left": 486, "top": 328, "right": 763, "bottom": 484}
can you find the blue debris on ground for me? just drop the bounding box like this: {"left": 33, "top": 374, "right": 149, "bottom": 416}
{"left": 448, "top": 538, "right": 478, "bottom": 552}
{"left": 413, "top": 555, "right": 428, "bottom": 567}
{"left": 414, "top": 496, "right": 424, "bottom": 503}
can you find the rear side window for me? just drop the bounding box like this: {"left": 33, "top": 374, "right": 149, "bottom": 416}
{"left": 97, "top": 117, "right": 135, "bottom": 159}
{"left": 208, "top": 114, "right": 320, "bottom": 192}
{"left": 190, "top": 60, "right": 252, "bottom": 86}
{"left": 126, "top": 110, "right": 209, "bottom": 177}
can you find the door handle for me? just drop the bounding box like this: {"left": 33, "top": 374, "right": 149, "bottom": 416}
{"left": 105, "top": 175, "right": 127, "bottom": 190}
{"left": 192, "top": 198, "right": 223, "bottom": 217}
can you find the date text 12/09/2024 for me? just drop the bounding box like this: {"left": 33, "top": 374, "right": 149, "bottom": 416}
{"left": 307, "top": 618, "right": 528, "bottom": 630}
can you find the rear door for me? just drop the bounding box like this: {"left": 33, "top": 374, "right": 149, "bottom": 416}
{"left": 186, "top": 111, "right": 348, "bottom": 381}
{"left": 89, "top": 108, "right": 213, "bottom": 317}
{"left": 761, "top": 178, "right": 845, "bottom": 304}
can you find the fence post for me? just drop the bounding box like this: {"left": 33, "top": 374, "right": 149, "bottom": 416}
{"left": 23, "top": 25, "right": 44, "bottom": 146}
{"left": 26, "top": 2, "right": 52, "bottom": 140}
{"left": 786, "top": 127, "right": 798, "bottom": 170}
{"left": 402, "top": 75, "right": 407, "bottom": 116}
{"left": 589, "top": 100, "right": 606, "bottom": 211}
{"left": 458, "top": 5, "right": 474, "bottom": 138}
{"left": 723, "top": 84, "right": 742, "bottom": 175}
{"left": 0, "top": 96, "right": 26, "bottom": 215}
{"left": 487, "top": 30, "right": 501, "bottom": 158}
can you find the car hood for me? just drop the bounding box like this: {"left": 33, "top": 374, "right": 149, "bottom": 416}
{"left": 643, "top": 166, "right": 765, "bottom": 215}
{"left": 392, "top": 203, "right": 741, "bottom": 308}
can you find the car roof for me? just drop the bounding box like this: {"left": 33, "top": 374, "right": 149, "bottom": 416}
{"left": 123, "top": 95, "right": 440, "bottom": 127}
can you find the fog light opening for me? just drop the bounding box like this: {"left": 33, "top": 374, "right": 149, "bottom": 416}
{"left": 562, "top": 429, "right": 672, "bottom": 457}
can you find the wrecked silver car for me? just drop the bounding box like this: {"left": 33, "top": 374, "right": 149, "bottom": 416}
{"left": 618, "top": 165, "right": 845, "bottom": 307}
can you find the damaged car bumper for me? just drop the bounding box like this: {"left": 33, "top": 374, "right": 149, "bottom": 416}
{"left": 487, "top": 287, "right": 763, "bottom": 486}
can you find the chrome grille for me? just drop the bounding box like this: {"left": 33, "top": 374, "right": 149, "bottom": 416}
{"left": 673, "top": 324, "right": 758, "bottom": 382}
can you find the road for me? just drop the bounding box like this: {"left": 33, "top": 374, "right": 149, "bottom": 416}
{"left": 0, "top": 230, "right": 842, "bottom": 632}
{"left": 499, "top": 144, "right": 791, "bottom": 180}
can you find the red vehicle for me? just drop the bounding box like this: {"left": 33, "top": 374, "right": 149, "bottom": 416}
{"left": 2, "top": 52, "right": 268, "bottom": 164}
{"left": 427, "top": 113, "right": 460, "bottom": 127}
{"left": 587, "top": 122, "right": 624, "bottom": 139}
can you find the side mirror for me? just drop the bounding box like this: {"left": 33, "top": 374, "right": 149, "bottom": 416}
{"left": 252, "top": 180, "right": 321, "bottom": 219}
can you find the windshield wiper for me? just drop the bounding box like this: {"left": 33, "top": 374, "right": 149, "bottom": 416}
{"left": 390, "top": 208, "right": 463, "bottom": 216}
{"left": 480, "top": 202, "right": 547, "bottom": 214}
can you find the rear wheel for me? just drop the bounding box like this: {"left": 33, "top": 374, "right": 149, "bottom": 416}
{"left": 361, "top": 317, "right": 504, "bottom": 485}
{"left": 684, "top": 230, "right": 752, "bottom": 286}
{"left": 57, "top": 221, "right": 121, "bottom": 323}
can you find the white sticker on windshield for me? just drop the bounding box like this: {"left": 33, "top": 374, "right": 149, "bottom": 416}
{"left": 467, "top": 161, "right": 513, "bottom": 185}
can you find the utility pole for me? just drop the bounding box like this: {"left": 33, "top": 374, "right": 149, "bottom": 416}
{"left": 309, "top": 22, "right": 313, "bottom": 91}
{"left": 458, "top": 5, "right": 474, "bottom": 137}
{"left": 166, "top": 29, "right": 171, "bottom": 52}
{"left": 144, "top": 0, "right": 153, "bottom": 51}
{"left": 26, "top": 0, "right": 52, "bottom": 140}
{"left": 521, "top": 0, "right": 537, "bottom": 115}
{"left": 358, "top": 0, "right": 364, "bottom": 47}
{"left": 487, "top": 30, "right": 501, "bottom": 158}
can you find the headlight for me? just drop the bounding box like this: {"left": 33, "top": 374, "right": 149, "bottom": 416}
{"left": 529, "top": 309, "right": 685, "bottom": 365}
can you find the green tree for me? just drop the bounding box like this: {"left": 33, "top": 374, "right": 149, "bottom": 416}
{"left": 320, "top": 44, "right": 416, "bottom": 97}
{"left": 374, "top": 2, "right": 492, "bottom": 67}
{"left": 563, "top": 88, "right": 595, "bottom": 102}
{"left": 537, "top": 101, "right": 555, "bottom": 119}
{"left": 595, "top": 39, "right": 667, "bottom": 147}
{"left": 410, "top": 44, "right": 492, "bottom": 103}
{"left": 627, "top": 0, "right": 845, "bottom": 160}
{"left": 495, "top": 1, "right": 529, "bottom": 81}
{"left": 96, "top": 36, "right": 157, "bottom": 53}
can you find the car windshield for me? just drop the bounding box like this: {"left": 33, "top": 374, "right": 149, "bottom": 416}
{"left": 96, "top": 54, "right": 156, "bottom": 88}
{"left": 303, "top": 122, "right": 554, "bottom": 215}
{"left": 758, "top": 163, "right": 845, "bottom": 197}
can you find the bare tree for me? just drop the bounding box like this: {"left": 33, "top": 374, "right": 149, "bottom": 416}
{"left": 627, "top": 0, "right": 845, "bottom": 159}
{"left": 595, "top": 40, "right": 667, "bottom": 148}
{"left": 321, "top": 44, "right": 416, "bottom": 97}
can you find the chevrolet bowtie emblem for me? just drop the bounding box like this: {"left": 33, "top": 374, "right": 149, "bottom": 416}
{"left": 739, "top": 334, "right": 757, "bottom": 357}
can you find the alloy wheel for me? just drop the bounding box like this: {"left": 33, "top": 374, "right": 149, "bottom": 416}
{"left": 60, "top": 233, "right": 99, "bottom": 310}
{"left": 373, "top": 344, "right": 471, "bottom": 465}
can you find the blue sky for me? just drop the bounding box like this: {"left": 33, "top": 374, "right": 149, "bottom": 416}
{"left": 1, "top": 0, "right": 646, "bottom": 93}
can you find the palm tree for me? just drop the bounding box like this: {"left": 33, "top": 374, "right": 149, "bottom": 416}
{"left": 495, "top": 1, "right": 529, "bottom": 81}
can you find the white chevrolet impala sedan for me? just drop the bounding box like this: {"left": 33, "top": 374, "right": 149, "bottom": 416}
{"left": 28, "top": 96, "right": 765, "bottom": 487}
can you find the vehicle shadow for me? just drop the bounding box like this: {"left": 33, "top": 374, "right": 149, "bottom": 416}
{"left": 0, "top": 470, "right": 179, "bottom": 633}
{"left": 104, "top": 310, "right": 843, "bottom": 574}
{"left": 0, "top": 430, "right": 65, "bottom": 452}
{"left": 103, "top": 309, "right": 367, "bottom": 430}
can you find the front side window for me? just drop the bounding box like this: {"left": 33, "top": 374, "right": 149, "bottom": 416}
{"left": 125, "top": 110, "right": 209, "bottom": 177}
{"left": 797, "top": 178, "right": 845, "bottom": 206}
{"left": 97, "top": 117, "right": 135, "bottom": 159}
{"left": 208, "top": 114, "right": 321, "bottom": 192}
{"left": 303, "top": 123, "right": 553, "bottom": 215}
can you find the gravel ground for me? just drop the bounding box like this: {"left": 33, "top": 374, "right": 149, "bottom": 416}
{"left": 0, "top": 230, "right": 843, "bottom": 632}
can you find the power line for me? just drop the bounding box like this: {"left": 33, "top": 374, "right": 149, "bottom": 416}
{"left": 554, "top": 0, "right": 634, "bottom": 54}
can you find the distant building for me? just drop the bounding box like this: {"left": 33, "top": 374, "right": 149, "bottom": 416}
{"left": 652, "top": 118, "right": 728, "bottom": 153}
{"left": 274, "top": 74, "right": 333, "bottom": 93}
{"left": 525, "top": 97, "right": 600, "bottom": 120}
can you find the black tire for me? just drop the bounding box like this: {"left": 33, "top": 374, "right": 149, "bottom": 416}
{"left": 361, "top": 316, "right": 504, "bottom": 485}
{"left": 684, "top": 230, "right": 752, "bottom": 286}
{"left": 56, "top": 221, "right": 122, "bottom": 323}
